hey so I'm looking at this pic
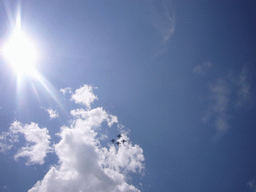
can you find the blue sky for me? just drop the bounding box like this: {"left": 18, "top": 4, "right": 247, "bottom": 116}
{"left": 0, "top": 0, "right": 256, "bottom": 191}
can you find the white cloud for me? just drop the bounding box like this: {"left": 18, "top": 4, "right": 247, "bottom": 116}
{"left": 0, "top": 84, "right": 144, "bottom": 191}
{"left": 247, "top": 179, "right": 256, "bottom": 192}
{"left": 71, "top": 84, "right": 98, "bottom": 109}
{"left": 28, "top": 85, "right": 144, "bottom": 192}
{"left": 101, "top": 140, "right": 145, "bottom": 174}
{"left": 0, "top": 121, "right": 52, "bottom": 165}
{"left": 60, "top": 87, "right": 72, "bottom": 95}
{"left": 193, "top": 61, "right": 212, "bottom": 75}
{"left": 47, "top": 108, "right": 59, "bottom": 119}
{"left": 200, "top": 66, "right": 253, "bottom": 140}
{"left": 208, "top": 78, "right": 230, "bottom": 140}
{"left": 151, "top": 0, "right": 175, "bottom": 43}
{"left": 41, "top": 107, "right": 59, "bottom": 119}
{"left": 215, "top": 116, "right": 229, "bottom": 132}
{"left": 0, "top": 131, "right": 18, "bottom": 152}
{"left": 70, "top": 107, "right": 118, "bottom": 128}
{"left": 29, "top": 114, "right": 143, "bottom": 192}
{"left": 149, "top": 0, "right": 175, "bottom": 57}
{"left": 210, "top": 79, "right": 230, "bottom": 113}
{"left": 235, "top": 66, "right": 253, "bottom": 108}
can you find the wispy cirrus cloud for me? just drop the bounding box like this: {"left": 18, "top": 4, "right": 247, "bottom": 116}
{"left": 0, "top": 121, "right": 52, "bottom": 165}
{"left": 151, "top": 0, "right": 175, "bottom": 43}
{"left": 149, "top": 0, "right": 175, "bottom": 57}
{"left": 208, "top": 78, "right": 231, "bottom": 141}
{"left": 192, "top": 61, "right": 212, "bottom": 76}
{"left": 194, "top": 64, "right": 253, "bottom": 141}
{"left": 235, "top": 66, "right": 253, "bottom": 108}
{"left": 247, "top": 179, "right": 256, "bottom": 192}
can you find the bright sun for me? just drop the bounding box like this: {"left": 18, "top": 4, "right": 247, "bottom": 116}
{"left": 1, "top": 15, "right": 39, "bottom": 76}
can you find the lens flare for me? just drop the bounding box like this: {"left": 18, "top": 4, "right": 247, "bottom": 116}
{"left": 1, "top": 4, "right": 68, "bottom": 117}
{"left": 1, "top": 12, "right": 38, "bottom": 76}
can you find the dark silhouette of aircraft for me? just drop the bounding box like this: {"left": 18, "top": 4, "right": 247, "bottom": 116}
{"left": 117, "top": 134, "right": 122, "bottom": 139}
{"left": 110, "top": 139, "right": 115, "bottom": 144}
{"left": 116, "top": 141, "right": 120, "bottom": 146}
{"left": 122, "top": 139, "right": 126, "bottom": 144}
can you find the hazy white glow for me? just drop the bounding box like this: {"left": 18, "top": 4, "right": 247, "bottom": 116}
{"left": 1, "top": 15, "right": 39, "bottom": 76}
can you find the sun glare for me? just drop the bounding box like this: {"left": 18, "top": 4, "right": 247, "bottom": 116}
{"left": 1, "top": 14, "right": 39, "bottom": 76}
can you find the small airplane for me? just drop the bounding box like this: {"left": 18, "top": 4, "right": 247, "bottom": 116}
{"left": 117, "top": 134, "right": 122, "bottom": 139}
{"left": 122, "top": 139, "right": 126, "bottom": 144}
{"left": 110, "top": 139, "right": 115, "bottom": 144}
{"left": 116, "top": 141, "right": 120, "bottom": 146}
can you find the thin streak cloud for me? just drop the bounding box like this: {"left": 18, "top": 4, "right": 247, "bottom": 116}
{"left": 149, "top": 0, "right": 175, "bottom": 57}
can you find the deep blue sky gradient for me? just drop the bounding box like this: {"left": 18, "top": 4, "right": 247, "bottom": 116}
{"left": 0, "top": 0, "right": 256, "bottom": 191}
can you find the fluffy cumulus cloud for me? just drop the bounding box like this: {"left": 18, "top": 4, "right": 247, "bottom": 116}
{"left": 195, "top": 65, "right": 253, "bottom": 140}
{"left": 0, "top": 121, "right": 51, "bottom": 165}
{"left": 71, "top": 84, "right": 98, "bottom": 109}
{"left": 28, "top": 85, "right": 144, "bottom": 192}
{"left": 0, "top": 84, "right": 144, "bottom": 191}
{"left": 41, "top": 107, "right": 59, "bottom": 119}
{"left": 47, "top": 108, "right": 59, "bottom": 119}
